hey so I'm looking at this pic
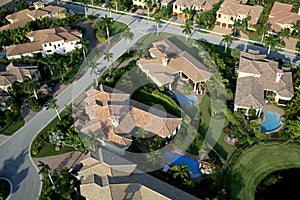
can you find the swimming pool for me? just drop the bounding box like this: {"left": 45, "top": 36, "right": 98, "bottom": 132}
{"left": 261, "top": 111, "right": 281, "bottom": 132}
{"left": 175, "top": 94, "right": 198, "bottom": 107}
{"left": 165, "top": 152, "right": 201, "bottom": 178}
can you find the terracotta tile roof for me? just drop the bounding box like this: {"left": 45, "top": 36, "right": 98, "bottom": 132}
{"left": 139, "top": 39, "right": 211, "bottom": 86}
{"left": 267, "top": 2, "right": 300, "bottom": 33}
{"left": 6, "top": 41, "right": 43, "bottom": 57}
{"left": 217, "top": 0, "right": 263, "bottom": 24}
{"left": 174, "top": 0, "right": 218, "bottom": 9}
{"left": 0, "top": 74, "right": 16, "bottom": 87}
{"left": 27, "top": 9, "right": 49, "bottom": 19}
{"left": 41, "top": 5, "right": 65, "bottom": 13}
{"left": 235, "top": 51, "right": 294, "bottom": 109}
{"left": 76, "top": 85, "right": 182, "bottom": 148}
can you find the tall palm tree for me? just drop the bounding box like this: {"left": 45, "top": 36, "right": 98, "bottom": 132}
{"left": 24, "top": 77, "right": 39, "bottom": 100}
{"left": 77, "top": 38, "right": 90, "bottom": 60}
{"left": 79, "top": 0, "right": 89, "bottom": 18}
{"left": 89, "top": 61, "right": 101, "bottom": 86}
{"left": 38, "top": 161, "right": 54, "bottom": 186}
{"left": 233, "top": 19, "right": 243, "bottom": 37}
{"left": 104, "top": 51, "right": 114, "bottom": 73}
{"left": 106, "top": 0, "right": 113, "bottom": 17}
{"left": 82, "top": 130, "right": 100, "bottom": 152}
{"left": 50, "top": 101, "right": 61, "bottom": 121}
{"left": 264, "top": 35, "right": 281, "bottom": 55}
{"left": 221, "top": 34, "right": 233, "bottom": 53}
{"left": 100, "top": 15, "right": 114, "bottom": 43}
{"left": 182, "top": 19, "right": 193, "bottom": 42}
{"left": 256, "top": 24, "right": 270, "bottom": 43}
{"left": 171, "top": 163, "right": 191, "bottom": 180}
{"left": 114, "top": 0, "right": 118, "bottom": 11}
{"left": 144, "top": 0, "right": 152, "bottom": 19}
{"left": 123, "top": 29, "right": 134, "bottom": 54}
{"left": 279, "top": 28, "right": 291, "bottom": 40}
{"left": 154, "top": 15, "right": 161, "bottom": 36}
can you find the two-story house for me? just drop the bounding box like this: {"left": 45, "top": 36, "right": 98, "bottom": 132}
{"left": 215, "top": 0, "right": 263, "bottom": 29}
{"left": 173, "top": 0, "right": 219, "bottom": 17}
{"left": 267, "top": 2, "right": 300, "bottom": 34}
{"left": 0, "top": 1, "right": 66, "bottom": 31}
{"left": 6, "top": 27, "right": 82, "bottom": 60}
{"left": 234, "top": 50, "right": 294, "bottom": 116}
{"left": 132, "top": 0, "right": 158, "bottom": 8}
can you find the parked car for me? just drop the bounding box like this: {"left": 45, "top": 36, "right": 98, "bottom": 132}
{"left": 42, "top": 99, "right": 56, "bottom": 110}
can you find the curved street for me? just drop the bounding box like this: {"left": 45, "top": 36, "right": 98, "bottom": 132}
{"left": 0, "top": 2, "right": 299, "bottom": 199}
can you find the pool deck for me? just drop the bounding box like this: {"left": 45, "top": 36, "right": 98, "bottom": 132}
{"left": 258, "top": 104, "right": 285, "bottom": 124}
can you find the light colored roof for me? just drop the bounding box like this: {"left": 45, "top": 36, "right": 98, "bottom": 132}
{"left": 217, "top": 0, "right": 263, "bottom": 24}
{"left": 0, "top": 62, "right": 38, "bottom": 86}
{"left": 0, "top": 0, "right": 17, "bottom": 8}
{"left": 267, "top": 2, "right": 300, "bottom": 33}
{"left": 76, "top": 84, "right": 182, "bottom": 148}
{"left": 0, "top": 18, "right": 30, "bottom": 31}
{"left": 173, "top": 0, "right": 219, "bottom": 10}
{"left": 139, "top": 39, "right": 211, "bottom": 86}
{"left": 6, "top": 41, "right": 43, "bottom": 57}
{"left": 78, "top": 150, "right": 199, "bottom": 200}
{"left": 235, "top": 51, "right": 294, "bottom": 109}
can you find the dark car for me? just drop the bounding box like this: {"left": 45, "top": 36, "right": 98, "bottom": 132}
{"left": 42, "top": 99, "right": 56, "bottom": 110}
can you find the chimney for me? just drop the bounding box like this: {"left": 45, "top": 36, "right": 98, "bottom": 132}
{"left": 33, "top": 1, "right": 45, "bottom": 10}
{"left": 162, "top": 55, "right": 169, "bottom": 67}
{"left": 276, "top": 69, "right": 283, "bottom": 83}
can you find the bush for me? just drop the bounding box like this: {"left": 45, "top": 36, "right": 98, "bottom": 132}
{"left": 29, "top": 98, "right": 42, "bottom": 112}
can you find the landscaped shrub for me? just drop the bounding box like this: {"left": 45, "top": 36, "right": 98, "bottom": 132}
{"left": 29, "top": 98, "right": 42, "bottom": 112}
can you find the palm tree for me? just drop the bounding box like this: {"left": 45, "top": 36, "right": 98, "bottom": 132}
{"left": 211, "top": 98, "right": 226, "bottom": 116}
{"left": 24, "top": 77, "right": 39, "bottom": 100}
{"left": 171, "top": 163, "right": 191, "bottom": 180}
{"left": 49, "top": 101, "right": 61, "bottom": 121}
{"left": 104, "top": 51, "right": 114, "bottom": 73}
{"left": 221, "top": 34, "right": 233, "bottom": 53}
{"left": 106, "top": 0, "right": 113, "bottom": 17}
{"left": 100, "top": 15, "right": 114, "bottom": 43}
{"left": 72, "top": 102, "right": 85, "bottom": 117}
{"left": 144, "top": 0, "right": 152, "bottom": 19}
{"left": 123, "top": 29, "right": 134, "bottom": 54}
{"left": 233, "top": 19, "right": 243, "bottom": 37}
{"left": 89, "top": 61, "right": 101, "bottom": 86}
{"left": 264, "top": 35, "right": 282, "bottom": 55}
{"left": 182, "top": 19, "right": 193, "bottom": 42}
{"left": 256, "top": 24, "right": 270, "bottom": 43}
{"left": 114, "top": 0, "right": 118, "bottom": 11}
{"left": 279, "top": 28, "right": 291, "bottom": 40}
{"left": 79, "top": 0, "right": 89, "bottom": 18}
{"left": 77, "top": 38, "right": 90, "bottom": 60}
{"left": 38, "top": 161, "right": 54, "bottom": 186}
{"left": 82, "top": 130, "right": 100, "bottom": 152}
{"left": 154, "top": 15, "right": 161, "bottom": 36}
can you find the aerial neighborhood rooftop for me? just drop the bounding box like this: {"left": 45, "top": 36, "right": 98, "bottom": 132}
{"left": 0, "top": 0, "right": 299, "bottom": 200}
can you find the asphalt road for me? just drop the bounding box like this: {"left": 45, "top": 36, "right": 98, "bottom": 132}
{"left": 0, "top": 2, "right": 299, "bottom": 200}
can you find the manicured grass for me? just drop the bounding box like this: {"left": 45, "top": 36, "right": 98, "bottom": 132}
{"left": 33, "top": 143, "right": 75, "bottom": 158}
{"left": 108, "top": 21, "right": 129, "bottom": 44}
{"left": 226, "top": 143, "right": 300, "bottom": 200}
{"left": 31, "top": 108, "right": 75, "bottom": 158}
{"left": 0, "top": 116, "right": 24, "bottom": 136}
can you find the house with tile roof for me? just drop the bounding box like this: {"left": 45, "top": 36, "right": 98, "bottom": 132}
{"left": 5, "top": 27, "right": 82, "bottom": 60}
{"left": 215, "top": 0, "right": 263, "bottom": 29}
{"left": 138, "top": 39, "right": 211, "bottom": 94}
{"left": 78, "top": 148, "right": 199, "bottom": 200}
{"left": 0, "top": 0, "right": 20, "bottom": 11}
{"left": 75, "top": 84, "right": 182, "bottom": 150}
{"left": 267, "top": 2, "right": 300, "bottom": 34}
{"left": 173, "top": 0, "right": 219, "bottom": 17}
{"left": 0, "top": 1, "right": 66, "bottom": 31}
{"left": 132, "top": 0, "right": 158, "bottom": 8}
{"left": 234, "top": 50, "right": 294, "bottom": 116}
{"left": 0, "top": 62, "right": 40, "bottom": 92}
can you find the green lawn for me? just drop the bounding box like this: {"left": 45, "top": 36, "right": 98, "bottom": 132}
{"left": 226, "top": 143, "right": 300, "bottom": 200}
{"left": 31, "top": 108, "right": 75, "bottom": 158}
{"left": 0, "top": 116, "right": 24, "bottom": 136}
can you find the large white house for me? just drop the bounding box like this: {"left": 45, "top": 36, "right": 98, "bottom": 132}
{"left": 5, "top": 27, "right": 82, "bottom": 60}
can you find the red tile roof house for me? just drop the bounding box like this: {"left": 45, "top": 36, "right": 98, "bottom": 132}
{"left": 137, "top": 39, "right": 211, "bottom": 95}
{"left": 234, "top": 50, "right": 294, "bottom": 116}
{"left": 75, "top": 84, "right": 182, "bottom": 151}
{"left": 267, "top": 1, "right": 300, "bottom": 34}
{"left": 5, "top": 27, "right": 82, "bottom": 60}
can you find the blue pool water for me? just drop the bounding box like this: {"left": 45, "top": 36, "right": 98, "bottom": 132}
{"left": 261, "top": 111, "right": 281, "bottom": 132}
{"left": 0, "top": 51, "right": 6, "bottom": 58}
{"left": 175, "top": 94, "right": 198, "bottom": 107}
{"left": 165, "top": 152, "right": 201, "bottom": 178}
